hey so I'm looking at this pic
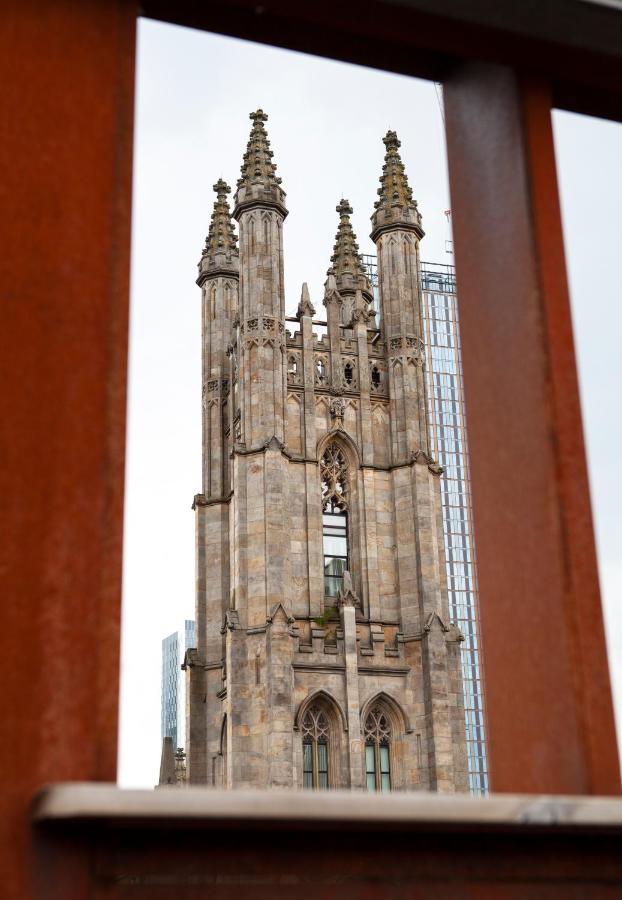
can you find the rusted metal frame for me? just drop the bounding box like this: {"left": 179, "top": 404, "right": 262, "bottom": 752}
{"left": 443, "top": 63, "right": 620, "bottom": 795}
{"left": 140, "top": 0, "right": 622, "bottom": 122}
{"left": 0, "top": 2, "right": 137, "bottom": 897}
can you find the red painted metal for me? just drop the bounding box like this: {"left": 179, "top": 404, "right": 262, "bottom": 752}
{"left": 443, "top": 65, "right": 620, "bottom": 795}
{"left": 0, "top": 2, "right": 137, "bottom": 897}
{"left": 143, "top": 0, "right": 622, "bottom": 122}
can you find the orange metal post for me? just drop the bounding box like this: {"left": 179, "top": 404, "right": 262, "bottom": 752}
{"left": 444, "top": 64, "right": 620, "bottom": 795}
{"left": 0, "top": 2, "right": 136, "bottom": 897}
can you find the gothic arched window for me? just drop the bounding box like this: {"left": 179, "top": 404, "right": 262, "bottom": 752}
{"left": 320, "top": 444, "right": 349, "bottom": 598}
{"left": 302, "top": 705, "right": 330, "bottom": 789}
{"left": 364, "top": 706, "right": 392, "bottom": 792}
{"left": 344, "top": 362, "right": 353, "bottom": 385}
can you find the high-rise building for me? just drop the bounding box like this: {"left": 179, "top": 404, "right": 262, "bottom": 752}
{"left": 363, "top": 255, "right": 488, "bottom": 795}
{"left": 161, "top": 620, "right": 196, "bottom": 751}
{"left": 185, "top": 112, "right": 468, "bottom": 791}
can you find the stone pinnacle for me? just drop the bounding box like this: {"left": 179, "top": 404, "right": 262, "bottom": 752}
{"left": 328, "top": 199, "right": 369, "bottom": 282}
{"left": 370, "top": 130, "right": 424, "bottom": 241}
{"left": 236, "top": 108, "right": 282, "bottom": 190}
{"left": 201, "top": 179, "right": 238, "bottom": 264}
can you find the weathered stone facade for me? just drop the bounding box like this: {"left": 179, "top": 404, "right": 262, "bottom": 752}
{"left": 185, "top": 112, "right": 468, "bottom": 792}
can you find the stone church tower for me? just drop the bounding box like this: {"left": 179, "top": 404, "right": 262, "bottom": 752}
{"left": 185, "top": 110, "right": 467, "bottom": 792}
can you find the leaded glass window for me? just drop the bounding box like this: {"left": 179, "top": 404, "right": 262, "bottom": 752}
{"left": 320, "top": 443, "right": 349, "bottom": 598}
{"left": 302, "top": 705, "right": 330, "bottom": 789}
{"left": 364, "top": 706, "right": 392, "bottom": 792}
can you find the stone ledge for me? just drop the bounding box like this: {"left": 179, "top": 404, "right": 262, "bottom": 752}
{"left": 33, "top": 784, "right": 622, "bottom": 831}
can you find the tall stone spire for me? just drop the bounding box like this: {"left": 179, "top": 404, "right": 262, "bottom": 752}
{"left": 328, "top": 199, "right": 372, "bottom": 297}
{"left": 197, "top": 179, "right": 238, "bottom": 285}
{"left": 370, "top": 131, "right": 424, "bottom": 241}
{"left": 233, "top": 109, "right": 287, "bottom": 219}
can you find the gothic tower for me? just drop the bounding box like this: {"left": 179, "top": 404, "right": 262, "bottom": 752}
{"left": 185, "top": 112, "right": 468, "bottom": 792}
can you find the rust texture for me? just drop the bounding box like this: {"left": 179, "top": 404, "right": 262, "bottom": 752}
{"left": 0, "top": 2, "right": 137, "bottom": 898}
{"left": 1, "top": 1, "right": 620, "bottom": 896}
{"left": 35, "top": 814, "right": 622, "bottom": 899}
{"left": 142, "top": 0, "right": 622, "bottom": 121}
{"left": 443, "top": 64, "right": 620, "bottom": 795}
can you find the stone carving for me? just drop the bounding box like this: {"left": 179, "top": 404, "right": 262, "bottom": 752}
{"left": 411, "top": 448, "right": 444, "bottom": 475}
{"left": 329, "top": 396, "right": 345, "bottom": 428}
{"left": 320, "top": 442, "right": 348, "bottom": 512}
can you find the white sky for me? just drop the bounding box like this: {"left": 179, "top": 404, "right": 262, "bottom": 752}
{"left": 119, "top": 18, "right": 622, "bottom": 788}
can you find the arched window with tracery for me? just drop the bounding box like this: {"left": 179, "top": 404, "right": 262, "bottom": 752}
{"left": 302, "top": 705, "right": 330, "bottom": 789}
{"left": 364, "top": 706, "right": 392, "bottom": 792}
{"left": 320, "top": 443, "right": 349, "bottom": 598}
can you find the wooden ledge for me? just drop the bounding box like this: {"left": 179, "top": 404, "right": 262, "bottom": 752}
{"left": 32, "top": 784, "right": 622, "bottom": 832}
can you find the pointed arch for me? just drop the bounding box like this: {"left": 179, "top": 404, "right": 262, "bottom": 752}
{"left": 294, "top": 689, "right": 348, "bottom": 733}
{"left": 316, "top": 428, "right": 360, "bottom": 469}
{"left": 360, "top": 691, "right": 412, "bottom": 734}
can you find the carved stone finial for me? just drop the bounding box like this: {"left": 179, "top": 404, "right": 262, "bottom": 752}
{"left": 338, "top": 570, "right": 360, "bottom": 608}
{"left": 370, "top": 130, "right": 424, "bottom": 241}
{"left": 197, "top": 179, "right": 238, "bottom": 282}
{"left": 349, "top": 288, "right": 371, "bottom": 326}
{"left": 329, "top": 199, "right": 368, "bottom": 281}
{"left": 296, "top": 282, "right": 316, "bottom": 319}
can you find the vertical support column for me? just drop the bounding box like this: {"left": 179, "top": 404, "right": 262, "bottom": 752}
{"left": 0, "top": 3, "right": 136, "bottom": 897}
{"left": 340, "top": 599, "right": 364, "bottom": 789}
{"left": 266, "top": 606, "right": 295, "bottom": 787}
{"left": 444, "top": 64, "right": 620, "bottom": 794}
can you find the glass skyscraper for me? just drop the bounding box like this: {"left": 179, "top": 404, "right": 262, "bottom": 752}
{"left": 363, "top": 254, "right": 488, "bottom": 795}
{"left": 161, "top": 620, "right": 196, "bottom": 751}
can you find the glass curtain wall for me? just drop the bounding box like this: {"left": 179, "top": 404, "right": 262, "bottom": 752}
{"left": 362, "top": 254, "right": 489, "bottom": 795}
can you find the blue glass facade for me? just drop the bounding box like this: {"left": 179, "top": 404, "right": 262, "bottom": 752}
{"left": 161, "top": 620, "right": 196, "bottom": 751}
{"left": 363, "top": 254, "right": 488, "bottom": 795}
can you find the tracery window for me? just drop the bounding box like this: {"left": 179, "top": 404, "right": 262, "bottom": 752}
{"left": 302, "top": 705, "right": 330, "bottom": 789}
{"left": 371, "top": 365, "right": 381, "bottom": 389}
{"left": 344, "top": 362, "right": 354, "bottom": 385}
{"left": 321, "top": 444, "right": 349, "bottom": 598}
{"left": 364, "top": 706, "right": 392, "bottom": 792}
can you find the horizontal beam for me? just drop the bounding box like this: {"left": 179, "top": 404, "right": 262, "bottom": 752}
{"left": 33, "top": 783, "right": 622, "bottom": 829}
{"left": 32, "top": 785, "right": 622, "bottom": 897}
{"left": 141, "top": 0, "right": 622, "bottom": 121}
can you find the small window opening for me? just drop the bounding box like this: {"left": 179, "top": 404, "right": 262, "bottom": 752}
{"left": 371, "top": 366, "right": 381, "bottom": 388}
{"left": 344, "top": 362, "right": 353, "bottom": 385}
{"left": 316, "top": 358, "right": 326, "bottom": 380}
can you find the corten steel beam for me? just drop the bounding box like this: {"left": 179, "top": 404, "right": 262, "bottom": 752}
{"left": 0, "top": 2, "right": 137, "bottom": 898}
{"left": 141, "top": 0, "right": 622, "bottom": 122}
{"left": 443, "top": 64, "right": 620, "bottom": 795}
{"left": 31, "top": 786, "right": 622, "bottom": 898}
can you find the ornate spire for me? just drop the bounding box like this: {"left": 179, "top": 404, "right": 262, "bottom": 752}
{"left": 197, "top": 179, "right": 239, "bottom": 285}
{"left": 233, "top": 110, "right": 288, "bottom": 219}
{"left": 370, "top": 131, "right": 424, "bottom": 242}
{"left": 328, "top": 199, "right": 372, "bottom": 298}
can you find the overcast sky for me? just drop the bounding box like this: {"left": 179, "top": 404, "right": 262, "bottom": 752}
{"left": 119, "top": 18, "right": 622, "bottom": 788}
